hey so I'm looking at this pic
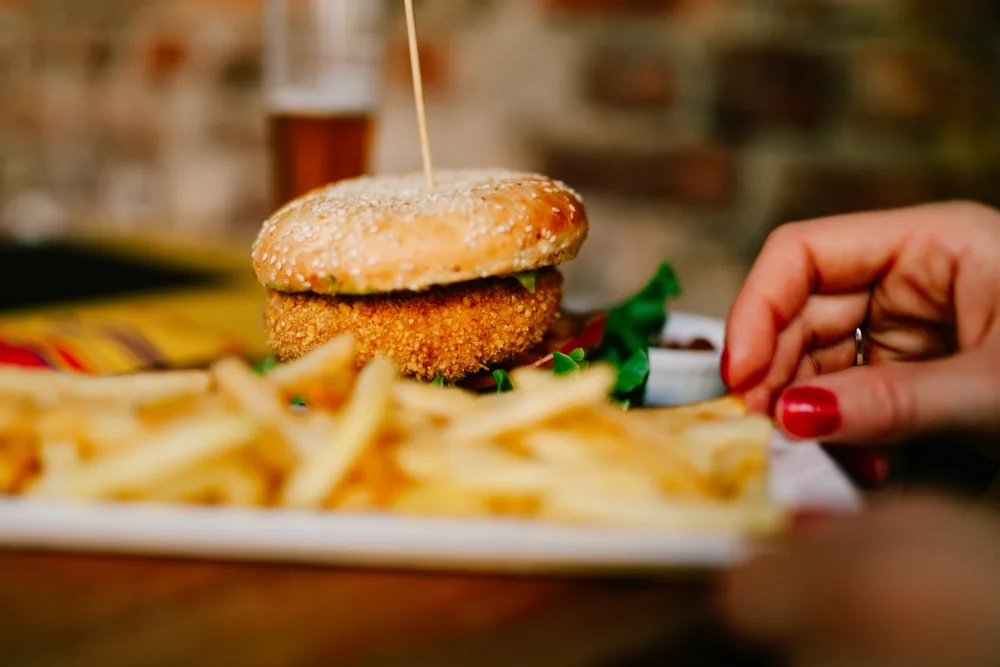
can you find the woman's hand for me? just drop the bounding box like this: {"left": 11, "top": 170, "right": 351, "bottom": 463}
{"left": 722, "top": 201, "right": 1000, "bottom": 444}
{"left": 720, "top": 496, "right": 1000, "bottom": 667}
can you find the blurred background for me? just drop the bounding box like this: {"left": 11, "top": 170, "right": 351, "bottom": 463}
{"left": 2, "top": 0, "right": 1000, "bottom": 316}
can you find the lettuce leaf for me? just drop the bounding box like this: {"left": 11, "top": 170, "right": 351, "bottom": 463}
{"left": 553, "top": 348, "right": 589, "bottom": 376}
{"left": 510, "top": 271, "right": 537, "bottom": 293}
{"left": 253, "top": 355, "right": 278, "bottom": 375}
{"left": 598, "top": 262, "right": 681, "bottom": 403}
{"left": 493, "top": 369, "right": 514, "bottom": 393}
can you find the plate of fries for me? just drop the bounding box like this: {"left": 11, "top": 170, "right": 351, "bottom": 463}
{"left": 0, "top": 335, "right": 857, "bottom": 574}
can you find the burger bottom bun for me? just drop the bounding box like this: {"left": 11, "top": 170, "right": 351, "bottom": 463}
{"left": 264, "top": 268, "right": 563, "bottom": 381}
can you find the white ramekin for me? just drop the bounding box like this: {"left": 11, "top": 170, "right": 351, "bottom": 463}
{"left": 644, "top": 312, "right": 727, "bottom": 407}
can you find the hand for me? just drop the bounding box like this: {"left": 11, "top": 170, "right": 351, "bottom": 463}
{"left": 720, "top": 496, "right": 1000, "bottom": 667}
{"left": 722, "top": 201, "right": 1000, "bottom": 444}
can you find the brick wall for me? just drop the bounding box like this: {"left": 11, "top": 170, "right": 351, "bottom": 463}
{"left": 1, "top": 0, "right": 999, "bottom": 315}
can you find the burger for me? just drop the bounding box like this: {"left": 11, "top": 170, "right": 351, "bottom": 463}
{"left": 252, "top": 169, "right": 592, "bottom": 385}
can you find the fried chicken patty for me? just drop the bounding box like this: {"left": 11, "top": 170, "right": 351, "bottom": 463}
{"left": 265, "top": 268, "right": 563, "bottom": 381}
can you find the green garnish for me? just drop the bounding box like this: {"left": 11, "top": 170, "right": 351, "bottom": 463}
{"left": 599, "top": 262, "right": 681, "bottom": 403}
{"left": 493, "top": 369, "right": 514, "bottom": 393}
{"left": 553, "top": 348, "right": 589, "bottom": 376}
{"left": 431, "top": 376, "right": 446, "bottom": 387}
{"left": 510, "top": 271, "right": 538, "bottom": 293}
{"left": 290, "top": 395, "right": 307, "bottom": 407}
{"left": 253, "top": 355, "right": 279, "bottom": 375}
{"left": 553, "top": 352, "right": 577, "bottom": 375}
{"left": 612, "top": 349, "right": 650, "bottom": 395}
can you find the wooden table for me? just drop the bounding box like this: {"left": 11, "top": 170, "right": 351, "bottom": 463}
{"left": 4, "top": 445, "right": 995, "bottom": 667}
{"left": 0, "top": 550, "right": 771, "bottom": 667}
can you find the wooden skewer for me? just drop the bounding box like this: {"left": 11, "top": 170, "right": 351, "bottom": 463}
{"left": 403, "top": 0, "right": 435, "bottom": 189}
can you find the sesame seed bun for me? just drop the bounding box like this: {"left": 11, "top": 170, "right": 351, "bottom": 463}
{"left": 252, "top": 169, "right": 587, "bottom": 295}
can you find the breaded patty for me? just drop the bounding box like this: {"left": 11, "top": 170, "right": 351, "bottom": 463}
{"left": 265, "top": 268, "right": 563, "bottom": 381}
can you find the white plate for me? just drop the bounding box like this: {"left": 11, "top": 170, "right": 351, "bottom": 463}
{"left": 0, "top": 314, "right": 859, "bottom": 575}
{"left": 0, "top": 433, "right": 857, "bottom": 575}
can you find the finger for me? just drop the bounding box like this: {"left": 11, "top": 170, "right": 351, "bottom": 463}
{"left": 739, "top": 324, "right": 808, "bottom": 411}
{"left": 775, "top": 350, "right": 1000, "bottom": 444}
{"left": 866, "top": 311, "right": 957, "bottom": 363}
{"left": 741, "top": 334, "right": 856, "bottom": 416}
{"left": 793, "top": 337, "right": 860, "bottom": 382}
{"left": 725, "top": 290, "right": 870, "bottom": 391}
{"left": 724, "top": 203, "right": 963, "bottom": 391}
{"left": 732, "top": 294, "right": 866, "bottom": 411}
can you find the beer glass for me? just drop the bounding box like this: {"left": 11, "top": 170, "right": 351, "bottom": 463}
{"left": 264, "top": 0, "right": 387, "bottom": 210}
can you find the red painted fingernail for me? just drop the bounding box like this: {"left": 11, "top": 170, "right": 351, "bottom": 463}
{"left": 720, "top": 348, "right": 731, "bottom": 388}
{"left": 779, "top": 386, "right": 842, "bottom": 439}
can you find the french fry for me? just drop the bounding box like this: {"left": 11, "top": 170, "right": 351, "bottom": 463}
{"left": 212, "top": 357, "right": 318, "bottom": 458}
{"left": 0, "top": 367, "right": 211, "bottom": 406}
{"left": 265, "top": 333, "right": 355, "bottom": 390}
{"left": 39, "top": 440, "right": 79, "bottom": 471}
{"left": 446, "top": 364, "right": 615, "bottom": 441}
{"left": 0, "top": 437, "right": 37, "bottom": 493}
{"left": 397, "top": 440, "right": 552, "bottom": 494}
{"left": 141, "top": 460, "right": 271, "bottom": 507}
{"left": 0, "top": 333, "right": 783, "bottom": 538}
{"left": 280, "top": 357, "right": 396, "bottom": 509}
{"left": 391, "top": 382, "right": 478, "bottom": 420}
{"left": 562, "top": 406, "right": 714, "bottom": 497}
{"left": 28, "top": 415, "right": 260, "bottom": 500}
{"left": 677, "top": 417, "right": 772, "bottom": 500}
{"left": 37, "top": 408, "right": 144, "bottom": 458}
{"left": 628, "top": 396, "right": 750, "bottom": 433}
{"left": 521, "top": 430, "right": 612, "bottom": 467}
{"left": 390, "top": 484, "right": 494, "bottom": 519}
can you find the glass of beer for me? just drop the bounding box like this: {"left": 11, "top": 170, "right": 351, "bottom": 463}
{"left": 264, "top": 0, "right": 387, "bottom": 210}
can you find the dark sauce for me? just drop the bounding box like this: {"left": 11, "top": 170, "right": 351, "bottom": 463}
{"left": 654, "top": 337, "right": 716, "bottom": 352}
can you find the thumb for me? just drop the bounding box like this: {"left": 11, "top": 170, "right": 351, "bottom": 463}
{"left": 775, "top": 352, "right": 1000, "bottom": 444}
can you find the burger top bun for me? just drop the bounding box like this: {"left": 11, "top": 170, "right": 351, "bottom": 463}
{"left": 252, "top": 169, "right": 588, "bottom": 295}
